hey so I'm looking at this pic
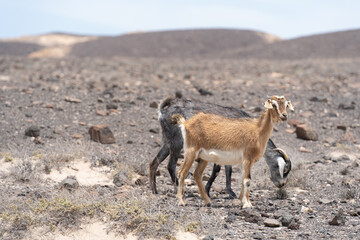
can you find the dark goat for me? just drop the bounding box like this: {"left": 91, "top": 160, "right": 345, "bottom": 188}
{"left": 149, "top": 96, "right": 291, "bottom": 197}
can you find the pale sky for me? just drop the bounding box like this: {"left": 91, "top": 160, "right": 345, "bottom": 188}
{"left": 1, "top": 0, "right": 359, "bottom": 39}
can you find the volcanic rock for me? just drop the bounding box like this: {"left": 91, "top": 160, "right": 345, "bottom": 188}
{"left": 25, "top": 125, "right": 40, "bottom": 137}
{"left": 296, "top": 124, "right": 319, "bottom": 141}
{"left": 264, "top": 218, "right": 281, "bottom": 227}
{"left": 89, "top": 124, "right": 116, "bottom": 144}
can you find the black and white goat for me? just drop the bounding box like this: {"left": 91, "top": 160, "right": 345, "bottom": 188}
{"left": 149, "top": 96, "right": 291, "bottom": 197}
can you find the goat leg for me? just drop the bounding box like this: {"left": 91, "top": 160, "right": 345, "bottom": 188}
{"left": 205, "top": 164, "right": 221, "bottom": 197}
{"left": 240, "top": 160, "right": 253, "bottom": 208}
{"left": 168, "top": 147, "right": 181, "bottom": 192}
{"left": 177, "top": 148, "right": 196, "bottom": 205}
{"left": 194, "top": 159, "right": 210, "bottom": 206}
{"left": 149, "top": 145, "right": 170, "bottom": 194}
{"left": 224, "top": 165, "right": 237, "bottom": 198}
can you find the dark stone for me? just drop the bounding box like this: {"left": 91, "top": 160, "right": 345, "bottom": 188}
{"left": 288, "top": 221, "right": 300, "bottom": 230}
{"left": 88, "top": 124, "right": 116, "bottom": 144}
{"left": 134, "top": 176, "right": 147, "bottom": 186}
{"left": 273, "top": 210, "right": 287, "bottom": 219}
{"left": 340, "top": 167, "right": 349, "bottom": 175}
{"left": 175, "top": 91, "right": 183, "bottom": 98}
{"left": 329, "top": 209, "right": 346, "bottom": 226}
{"left": 327, "top": 112, "right": 339, "bottom": 117}
{"left": 225, "top": 214, "right": 237, "bottom": 223}
{"left": 337, "top": 125, "right": 347, "bottom": 131}
{"left": 356, "top": 208, "right": 360, "bottom": 215}
{"left": 253, "top": 106, "right": 262, "bottom": 112}
{"left": 113, "top": 170, "right": 129, "bottom": 187}
{"left": 338, "top": 102, "right": 355, "bottom": 110}
{"left": 106, "top": 103, "right": 118, "bottom": 110}
{"left": 310, "top": 96, "right": 328, "bottom": 102}
{"left": 25, "top": 125, "right": 40, "bottom": 137}
{"left": 60, "top": 176, "right": 79, "bottom": 190}
{"left": 184, "top": 74, "right": 192, "bottom": 79}
{"left": 194, "top": 84, "right": 213, "bottom": 96}
{"left": 136, "top": 96, "right": 145, "bottom": 101}
{"left": 240, "top": 209, "right": 263, "bottom": 224}
{"left": 296, "top": 124, "right": 319, "bottom": 141}
{"left": 102, "top": 89, "right": 114, "bottom": 98}
{"left": 202, "top": 236, "right": 214, "bottom": 240}
{"left": 149, "top": 128, "right": 159, "bottom": 134}
{"left": 281, "top": 214, "right": 294, "bottom": 227}
{"left": 276, "top": 188, "right": 288, "bottom": 199}
{"left": 149, "top": 101, "right": 158, "bottom": 108}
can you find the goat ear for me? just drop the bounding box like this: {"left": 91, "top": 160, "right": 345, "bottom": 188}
{"left": 264, "top": 99, "right": 273, "bottom": 109}
{"left": 284, "top": 160, "right": 292, "bottom": 174}
{"left": 287, "top": 101, "right": 294, "bottom": 111}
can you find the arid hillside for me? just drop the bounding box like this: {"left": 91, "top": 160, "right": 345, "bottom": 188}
{"left": 2, "top": 29, "right": 360, "bottom": 60}
{"left": 0, "top": 41, "right": 42, "bottom": 56}
{"left": 222, "top": 29, "right": 360, "bottom": 59}
{"left": 0, "top": 33, "right": 97, "bottom": 58}
{"left": 69, "top": 29, "right": 280, "bottom": 58}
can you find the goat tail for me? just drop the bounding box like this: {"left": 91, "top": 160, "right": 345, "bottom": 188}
{"left": 171, "top": 114, "right": 185, "bottom": 125}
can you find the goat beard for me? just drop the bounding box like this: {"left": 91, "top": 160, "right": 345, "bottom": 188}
{"left": 273, "top": 116, "right": 282, "bottom": 124}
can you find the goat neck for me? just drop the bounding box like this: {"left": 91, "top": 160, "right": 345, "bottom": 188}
{"left": 257, "top": 109, "right": 276, "bottom": 146}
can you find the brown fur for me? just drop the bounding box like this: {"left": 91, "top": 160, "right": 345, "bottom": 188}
{"left": 174, "top": 96, "right": 293, "bottom": 207}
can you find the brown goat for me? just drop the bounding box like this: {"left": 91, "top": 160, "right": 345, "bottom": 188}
{"left": 172, "top": 96, "right": 294, "bottom": 208}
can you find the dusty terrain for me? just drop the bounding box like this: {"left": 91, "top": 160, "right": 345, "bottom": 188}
{"left": 0, "top": 53, "right": 359, "bottom": 240}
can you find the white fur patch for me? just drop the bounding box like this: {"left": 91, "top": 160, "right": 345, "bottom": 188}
{"left": 179, "top": 124, "right": 187, "bottom": 152}
{"left": 271, "top": 100, "right": 281, "bottom": 115}
{"left": 157, "top": 109, "right": 162, "bottom": 120}
{"left": 277, "top": 157, "right": 286, "bottom": 178}
{"left": 197, "top": 148, "right": 244, "bottom": 165}
{"left": 274, "top": 95, "right": 285, "bottom": 99}
{"left": 242, "top": 178, "right": 252, "bottom": 208}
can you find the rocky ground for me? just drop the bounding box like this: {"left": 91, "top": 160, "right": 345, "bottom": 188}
{"left": 0, "top": 56, "right": 359, "bottom": 239}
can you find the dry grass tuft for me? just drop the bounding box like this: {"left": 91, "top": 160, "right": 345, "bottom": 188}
{"left": 8, "top": 158, "right": 40, "bottom": 183}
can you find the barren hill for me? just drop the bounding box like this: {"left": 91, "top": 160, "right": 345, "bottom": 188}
{"left": 3, "top": 29, "right": 360, "bottom": 60}
{"left": 0, "top": 41, "right": 42, "bottom": 56}
{"left": 0, "top": 33, "right": 97, "bottom": 58}
{"left": 224, "top": 29, "right": 360, "bottom": 59}
{"left": 69, "top": 29, "right": 280, "bottom": 58}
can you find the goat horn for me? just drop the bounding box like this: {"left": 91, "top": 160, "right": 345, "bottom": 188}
{"left": 272, "top": 148, "right": 289, "bottom": 160}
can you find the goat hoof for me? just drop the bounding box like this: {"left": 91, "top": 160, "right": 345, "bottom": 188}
{"left": 178, "top": 199, "right": 186, "bottom": 206}
{"left": 228, "top": 192, "right": 237, "bottom": 199}
{"left": 205, "top": 202, "right": 211, "bottom": 207}
{"left": 242, "top": 203, "right": 253, "bottom": 209}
